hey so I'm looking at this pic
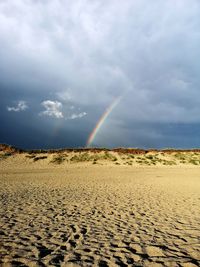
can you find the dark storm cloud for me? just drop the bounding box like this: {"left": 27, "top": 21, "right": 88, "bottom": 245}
{"left": 1, "top": 0, "right": 200, "bottom": 148}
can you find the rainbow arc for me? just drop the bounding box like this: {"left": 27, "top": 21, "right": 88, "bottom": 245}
{"left": 86, "top": 96, "right": 121, "bottom": 147}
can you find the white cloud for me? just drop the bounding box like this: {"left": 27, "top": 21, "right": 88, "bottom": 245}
{"left": 7, "top": 100, "right": 28, "bottom": 112}
{"left": 68, "top": 112, "right": 87, "bottom": 120}
{"left": 57, "top": 91, "right": 72, "bottom": 101}
{"left": 40, "top": 100, "right": 87, "bottom": 120}
{"left": 40, "top": 100, "right": 63, "bottom": 118}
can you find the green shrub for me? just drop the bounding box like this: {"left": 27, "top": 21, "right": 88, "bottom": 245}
{"left": 50, "top": 154, "right": 66, "bottom": 164}
{"left": 26, "top": 154, "right": 36, "bottom": 159}
{"left": 33, "top": 156, "right": 48, "bottom": 161}
{"left": 189, "top": 159, "right": 199, "bottom": 165}
{"left": 0, "top": 152, "right": 13, "bottom": 160}
{"left": 70, "top": 152, "right": 90, "bottom": 162}
{"left": 146, "top": 155, "right": 154, "bottom": 160}
{"left": 70, "top": 152, "right": 117, "bottom": 163}
{"left": 174, "top": 153, "right": 186, "bottom": 160}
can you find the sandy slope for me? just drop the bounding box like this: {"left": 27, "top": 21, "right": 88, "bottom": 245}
{"left": 0, "top": 157, "right": 200, "bottom": 266}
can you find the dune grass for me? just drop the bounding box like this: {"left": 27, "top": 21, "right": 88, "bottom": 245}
{"left": 5, "top": 148, "right": 200, "bottom": 166}
{"left": 50, "top": 154, "right": 66, "bottom": 164}
{"left": 0, "top": 152, "right": 13, "bottom": 160}
{"left": 70, "top": 151, "right": 118, "bottom": 163}
{"left": 33, "top": 156, "right": 48, "bottom": 161}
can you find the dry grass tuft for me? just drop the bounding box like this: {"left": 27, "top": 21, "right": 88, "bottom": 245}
{"left": 50, "top": 154, "right": 66, "bottom": 164}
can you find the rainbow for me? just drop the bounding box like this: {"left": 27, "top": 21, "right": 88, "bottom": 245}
{"left": 86, "top": 96, "right": 121, "bottom": 147}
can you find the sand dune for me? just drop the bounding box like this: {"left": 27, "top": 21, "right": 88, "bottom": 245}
{"left": 0, "top": 152, "right": 200, "bottom": 266}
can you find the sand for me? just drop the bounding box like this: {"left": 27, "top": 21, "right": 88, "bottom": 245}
{"left": 0, "top": 153, "right": 200, "bottom": 266}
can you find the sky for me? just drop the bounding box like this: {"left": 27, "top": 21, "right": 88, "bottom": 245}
{"left": 1, "top": 0, "right": 200, "bottom": 149}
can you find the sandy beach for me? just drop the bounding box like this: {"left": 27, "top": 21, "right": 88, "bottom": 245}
{"left": 0, "top": 151, "right": 200, "bottom": 266}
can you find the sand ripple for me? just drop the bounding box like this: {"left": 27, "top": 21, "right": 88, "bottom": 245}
{"left": 0, "top": 167, "right": 200, "bottom": 266}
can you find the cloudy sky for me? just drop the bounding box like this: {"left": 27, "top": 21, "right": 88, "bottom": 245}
{"left": 1, "top": 0, "right": 200, "bottom": 149}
